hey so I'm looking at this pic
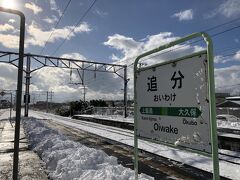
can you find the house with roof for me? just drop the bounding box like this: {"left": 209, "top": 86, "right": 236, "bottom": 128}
{"left": 216, "top": 96, "right": 240, "bottom": 118}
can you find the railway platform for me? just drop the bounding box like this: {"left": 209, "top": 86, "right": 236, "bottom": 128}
{"left": 0, "top": 110, "right": 48, "bottom": 180}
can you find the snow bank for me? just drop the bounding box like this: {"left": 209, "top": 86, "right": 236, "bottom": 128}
{"left": 23, "top": 118, "right": 152, "bottom": 180}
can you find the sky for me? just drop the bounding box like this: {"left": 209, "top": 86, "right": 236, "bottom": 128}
{"left": 0, "top": 0, "right": 240, "bottom": 102}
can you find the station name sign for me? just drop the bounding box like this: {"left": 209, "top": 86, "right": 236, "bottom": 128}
{"left": 136, "top": 52, "right": 212, "bottom": 153}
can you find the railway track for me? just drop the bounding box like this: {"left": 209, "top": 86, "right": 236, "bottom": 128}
{"left": 29, "top": 111, "right": 239, "bottom": 179}
{"left": 43, "top": 119, "right": 214, "bottom": 180}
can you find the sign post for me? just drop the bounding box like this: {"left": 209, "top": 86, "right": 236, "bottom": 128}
{"left": 0, "top": 91, "right": 13, "bottom": 126}
{"left": 134, "top": 32, "right": 219, "bottom": 180}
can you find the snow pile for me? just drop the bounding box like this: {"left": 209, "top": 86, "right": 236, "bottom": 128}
{"left": 217, "top": 120, "right": 240, "bottom": 130}
{"left": 23, "top": 118, "right": 152, "bottom": 180}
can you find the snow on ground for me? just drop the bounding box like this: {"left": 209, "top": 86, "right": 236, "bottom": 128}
{"left": 77, "top": 114, "right": 240, "bottom": 130}
{"left": 75, "top": 114, "right": 134, "bottom": 123}
{"left": 22, "top": 117, "right": 153, "bottom": 180}
{"left": 217, "top": 120, "right": 240, "bottom": 130}
{"left": 29, "top": 110, "right": 240, "bottom": 180}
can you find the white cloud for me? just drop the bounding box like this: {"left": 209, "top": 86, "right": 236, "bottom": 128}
{"left": 104, "top": 32, "right": 201, "bottom": 66}
{"left": 207, "top": 0, "right": 240, "bottom": 18}
{"left": 43, "top": 15, "right": 58, "bottom": 24}
{"left": 8, "top": 19, "right": 16, "bottom": 23}
{"left": 0, "top": 64, "right": 18, "bottom": 90}
{"left": 61, "top": 52, "right": 86, "bottom": 60}
{"left": 0, "top": 34, "right": 19, "bottom": 48}
{"left": 143, "top": 32, "right": 178, "bottom": 50}
{"left": 215, "top": 65, "right": 240, "bottom": 95}
{"left": 29, "top": 65, "right": 123, "bottom": 102}
{"left": 104, "top": 32, "right": 204, "bottom": 97}
{"left": 25, "top": 2, "right": 43, "bottom": 14}
{"left": 26, "top": 21, "right": 91, "bottom": 47}
{"left": 73, "top": 22, "right": 92, "bottom": 33}
{"left": 234, "top": 50, "right": 240, "bottom": 60}
{"left": 49, "top": 0, "right": 62, "bottom": 16}
{"left": 172, "top": 9, "right": 194, "bottom": 21}
{"left": 0, "top": 24, "right": 14, "bottom": 32}
{"left": 218, "top": 0, "right": 240, "bottom": 17}
{"left": 104, "top": 34, "right": 142, "bottom": 63}
{"left": 214, "top": 50, "right": 240, "bottom": 64}
{"left": 94, "top": 9, "right": 108, "bottom": 17}
{"left": 61, "top": 52, "right": 87, "bottom": 69}
{"left": 214, "top": 55, "right": 224, "bottom": 64}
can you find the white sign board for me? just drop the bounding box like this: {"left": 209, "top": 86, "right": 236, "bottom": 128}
{"left": 136, "top": 52, "right": 211, "bottom": 153}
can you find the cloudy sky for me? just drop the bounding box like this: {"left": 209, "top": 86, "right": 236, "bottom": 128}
{"left": 0, "top": 0, "right": 240, "bottom": 102}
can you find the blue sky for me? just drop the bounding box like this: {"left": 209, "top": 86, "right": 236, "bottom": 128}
{"left": 0, "top": 0, "right": 240, "bottom": 101}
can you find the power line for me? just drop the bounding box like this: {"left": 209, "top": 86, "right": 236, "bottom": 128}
{"left": 203, "top": 16, "right": 240, "bottom": 32}
{"left": 126, "top": 23, "right": 240, "bottom": 69}
{"left": 215, "top": 45, "right": 240, "bottom": 54}
{"left": 40, "top": 0, "right": 73, "bottom": 55}
{"left": 142, "top": 24, "right": 240, "bottom": 62}
{"left": 215, "top": 50, "right": 240, "bottom": 59}
{"left": 124, "top": 17, "right": 240, "bottom": 68}
{"left": 51, "top": 0, "right": 98, "bottom": 56}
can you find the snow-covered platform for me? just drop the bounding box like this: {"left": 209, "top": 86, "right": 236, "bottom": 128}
{"left": 73, "top": 114, "right": 240, "bottom": 144}
{"left": 0, "top": 110, "right": 48, "bottom": 180}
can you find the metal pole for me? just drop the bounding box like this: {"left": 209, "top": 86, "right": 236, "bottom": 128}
{"left": 0, "top": 7, "right": 26, "bottom": 180}
{"left": 82, "top": 67, "right": 85, "bottom": 102}
{"left": 10, "top": 93, "right": 12, "bottom": 125}
{"left": 83, "top": 86, "right": 86, "bottom": 103}
{"left": 24, "top": 55, "right": 31, "bottom": 117}
{"left": 49, "top": 91, "right": 53, "bottom": 112}
{"left": 134, "top": 61, "right": 139, "bottom": 180}
{"left": 203, "top": 33, "right": 220, "bottom": 180}
{"left": 46, "top": 91, "right": 49, "bottom": 113}
{"left": 123, "top": 66, "right": 128, "bottom": 118}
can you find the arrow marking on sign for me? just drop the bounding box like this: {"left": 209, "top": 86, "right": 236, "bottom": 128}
{"left": 140, "top": 107, "right": 202, "bottom": 118}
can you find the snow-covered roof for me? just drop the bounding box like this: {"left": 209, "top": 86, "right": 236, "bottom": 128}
{"left": 226, "top": 96, "right": 240, "bottom": 101}
{"left": 217, "top": 100, "right": 240, "bottom": 107}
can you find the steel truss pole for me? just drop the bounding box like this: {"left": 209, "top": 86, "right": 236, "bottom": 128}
{"left": 24, "top": 55, "right": 31, "bottom": 117}
{"left": 123, "top": 66, "right": 128, "bottom": 118}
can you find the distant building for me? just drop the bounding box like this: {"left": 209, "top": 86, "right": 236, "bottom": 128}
{"left": 0, "top": 100, "right": 12, "bottom": 108}
{"left": 226, "top": 96, "right": 240, "bottom": 101}
{"left": 216, "top": 96, "right": 240, "bottom": 118}
{"left": 215, "top": 92, "right": 230, "bottom": 104}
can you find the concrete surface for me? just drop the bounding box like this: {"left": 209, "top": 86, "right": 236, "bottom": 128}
{"left": 0, "top": 110, "right": 48, "bottom": 180}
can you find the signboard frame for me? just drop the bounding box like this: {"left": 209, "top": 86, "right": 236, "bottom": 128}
{"left": 134, "top": 32, "right": 219, "bottom": 180}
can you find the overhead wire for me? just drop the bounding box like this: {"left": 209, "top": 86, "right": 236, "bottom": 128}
{"left": 137, "top": 24, "right": 240, "bottom": 65}
{"left": 69, "top": 17, "right": 240, "bottom": 94}
{"left": 215, "top": 50, "right": 240, "bottom": 60}
{"left": 50, "top": 0, "right": 98, "bottom": 56}
{"left": 125, "top": 17, "right": 240, "bottom": 69}
{"left": 215, "top": 45, "right": 240, "bottom": 54}
{"left": 40, "top": 0, "right": 73, "bottom": 55}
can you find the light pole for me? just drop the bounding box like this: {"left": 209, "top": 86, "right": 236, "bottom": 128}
{"left": 0, "top": 7, "right": 25, "bottom": 180}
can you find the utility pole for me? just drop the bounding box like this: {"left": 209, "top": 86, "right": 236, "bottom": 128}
{"left": 46, "top": 91, "right": 53, "bottom": 113}
{"left": 123, "top": 66, "right": 128, "bottom": 118}
{"left": 46, "top": 91, "right": 48, "bottom": 113}
{"left": 24, "top": 55, "right": 31, "bottom": 117}
{"left": 83, "top": 86, "right": 86, "bottom": 103}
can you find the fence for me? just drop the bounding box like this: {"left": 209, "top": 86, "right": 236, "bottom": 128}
{"left": 92, "top": 107, "right": 134, "bottom": 118}
{"left": 216, "top": 107, "right": 240, "bottom": 118}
